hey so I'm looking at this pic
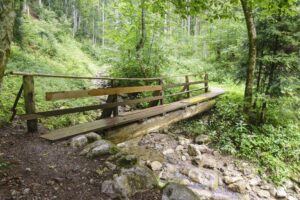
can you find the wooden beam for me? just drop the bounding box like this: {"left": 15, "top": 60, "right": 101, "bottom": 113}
{"left": 204, "top": 73, "right": 209, "bottom": 93}
{"left": 19, "top": 96, "right": 163, "bottom": 120}
{"left": 164, "top": 88, "right": 205, "bottom": 98}
{"left": 23, "top": 75, "right": 38, "bottom": 132}
{"left": 185, "top": 75, "right": 190, "bottom": 98}
{"left": 10, "top": 84, "right": 23, "bottom": 121}
{"left": 46, "top": 85, "right": 163, "bottom": 101}
{"left": 163, "top": 81, "right": 206, "bottom": 89}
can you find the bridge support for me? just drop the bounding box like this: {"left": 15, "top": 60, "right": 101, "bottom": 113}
{"left": 104, "top": 99, "right": 216, "bottom": 144}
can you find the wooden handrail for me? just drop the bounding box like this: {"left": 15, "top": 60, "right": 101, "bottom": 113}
{"left": 8, "top": 71, "right": 201, "bottom": 81}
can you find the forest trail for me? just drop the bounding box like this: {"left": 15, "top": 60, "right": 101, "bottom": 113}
{"left": 1, "top": 121, "right": 299, "bottom": 200}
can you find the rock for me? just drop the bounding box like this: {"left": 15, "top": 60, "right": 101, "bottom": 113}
{"left": 178, "top": 136, "right": 191, "bottom": 145}
{"left": 257, "top": 189, "right": 270, "bottom": 198}
{"left": 276, "top": 187, "right": 287, "bottom": 198}
{"left": 116, "top": 154, "right": 137, "bottom": 168}
{"left": 165, "top": 164, "right": 177, "bottom": 174}
{"left": 223, "top": 176, "right": 243, "bottom": 185}
{"left": 197, "top": 144, "right": 211, "bottom": 154}
{"left": 22, "top": 188, "right": 30, "bottom": 195}
{"left": 249, "top": 176, "right": 261, "bottom": 186}
{"left": 228, "top": 180, "right": 246, "bottom": 194}
{"left": 70, "top": 135, "right": 88, "bottom": 148}
{"left": 162, "top": 183, "right": 199, "bottom": 200}
{"left": 189, "top": 187, "right": 212, "bottom": 199}
{"left": 195, "top": 135, "right": 211, "bottom": 144}
{"left": 101, "top": 165, "right": 158, "bottom": 199}
{"left": 201, "top": 157, "right": 216, "bottom": 169}
{"left": 85, "top": 132, "right": 101, "bottom": 142}
{"left": 176, "top": 145, "right": 184, "bottom": 152}
{"left": 80, "top": 139, "right": 119, "bottom": 158}
{"left": 188, "top": 144, "right": 202, "bottom": 157}
{"left": 181, "top": 156, "right": 187, "bottom": 161}
{"left": 183, "top": 167, "right": 219, "bottom": 190}
{"left": 150, "top": 161, "right": 162, "bottom": 171}
{"left": 191, "top": 155, "right": 203, "bottom": 166}
{"left": 163, "top": 149, "right": 174, "bottom": 155}
{"left": 288, "top": 196, "right": 298, "bottom": 200}
{"left": 284, "top": 180, "right": 294, "bottom": 189}
{"left": 105, "top": 161, "right": 117, "bottom": 170}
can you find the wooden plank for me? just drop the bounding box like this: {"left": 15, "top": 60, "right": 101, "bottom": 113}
{"left": 23, "top": 75, "right": 38, "bottom": 132}
{"left": 204, "top": 73, "right": 209, "bottom": 92}
{"left": 46, "top": 85, "right": 162, "bottom": 101}
{"left": 164, "top": 88, "right": 205, "bottom": 97}
{"left": 185, "top": 75, "right": 190, "bottom": 98}
{"left": 19, "top": 96, "right": 163, "bottom": 120}
{"left": 10, "top": 84, "right": 23, "bottom": 121}
{"left": 41, "top": 89, "right": 224, "bottom": 141}
{"left": 9, "top": 71, "right": 161, "bottom": 81}
{"left": 163, "top": 81, "right": 206, "bottom": 89}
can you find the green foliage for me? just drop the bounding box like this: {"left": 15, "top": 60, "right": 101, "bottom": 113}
{"left": 0, "top": 160, "right": 10, "bottom": 170}
{"left": 183, "top": 88, "right": 300, "bottom": 184}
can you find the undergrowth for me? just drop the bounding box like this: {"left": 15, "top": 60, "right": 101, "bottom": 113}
{"left": 182, "top": 85, "right": 300, "bottom": 185}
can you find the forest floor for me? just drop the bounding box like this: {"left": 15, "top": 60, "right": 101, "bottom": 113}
{"left": 0, "top": 125, "right": 161, "bottom": 200}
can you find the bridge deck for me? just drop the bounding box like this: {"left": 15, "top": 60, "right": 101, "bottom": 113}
{"left": 40, "top": 88, "right": 224, "bottom": 141}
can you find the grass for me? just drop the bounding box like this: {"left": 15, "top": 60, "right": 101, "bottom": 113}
{"left": 180, "top": 83, "right": 300, "bottom": 185}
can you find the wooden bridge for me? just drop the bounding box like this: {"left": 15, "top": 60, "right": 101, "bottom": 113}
{"left": 9, "top": 72, "right": 224, "bottom": 142}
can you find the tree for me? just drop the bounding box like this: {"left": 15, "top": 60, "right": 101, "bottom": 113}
{"left": 240, "top": 0, "right": 256, "bottom": 113}
{"left": 0, "top": 0, "right": 16, "bottom": 89}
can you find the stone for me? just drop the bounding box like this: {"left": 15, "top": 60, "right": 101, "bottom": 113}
{"left": 176, "top": 145, "right": 184, "bottom": 152}
{"left": 201, "top": 157, "right": 216, "bottom": 169}
{"left": 195, "top": 135, "right": 211, "bottom": 144}
{"left": 163, "top": 149, "right": 174, "bottom": 155}
{"left": 165, "top": 164, "right": 177, "bottom": 174}
{"left": 85, "top": 132, "right": 101, "bottom": 142}
{"left": 191, "top": 155, "right": 203, "bottom": 166}
{"left": 249, "top": 176, "right": 261, "bottom": 186}
{"left": 70, "top": 135, "right": 88, "bottom": 148}
{"left": 197, "top": 144, "right": 211, "bottom": 154}
{"left": 188, "top": 144, "right": 202, "bottom": 157}
{"left": 276, "top": 187, "right": 287, "bottom": 198}
{"left": 189, "top": 187, "right": 212, "bottom": 199}
{"left": 101, "top": 165, "right": 158, "bottom": 199}
{"left": 162, "top": 183, "right": 199, "bottom": 200}
{"left": 105, "top": 161, "right": 117, "bottom": 170}
{"left": 150, "top": 161, "right": 162, "bottom": 171}
{"left": 181, "top": 156, "right": 187, "bottom": 161}
{"left": 284, "top": 180, "right": 294, "bottom": 189}
{"left": 288, "top": 196, "right": 298, "bottom": 200}
{"left": 116, "top": 154, "right": 137, "bottom": 168}
{"left": 178, "top": 136, "right": 191, "bottom": 145}
{"left": 22, "top": 188, "right": 30, "bottom": 195}
{"left": 223, "top": 176, "right": 243, "bottom": 185}
{"left": 80, "top": 139, "right": 119, "bottom": 158}
{"left": 257, "top": 189, "right": 270, "bottom": 198}
{"left": 228, "top": 180, "right": 246, "bottom": 194}
{"left": 184, "top": 168, "right": 219, "bottom": 190}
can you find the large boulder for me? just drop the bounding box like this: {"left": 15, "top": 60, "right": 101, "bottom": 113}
{"left": 181, "top": 167, "right": 219, "bottom": 190}
{"left": 101, "top": 165, "right": 158, "bottom": 199}
{"left": 162, "top": 183, "right": 199, "bottom": 200}
{"left": 70, "top": 132, "right": 101, "bottom": 148}
{"left": 80, "top": 139, "right": 119, "bottom": 158}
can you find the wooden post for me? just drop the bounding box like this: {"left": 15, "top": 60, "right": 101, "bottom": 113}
{"left": 23, "top": 75, "right": 38, "bottom": 132}
{"left": 185, "top": 75, "right": 190, "bottom": 98}
{"left": 159, "top": 79, "right": 164, "bottom": 105}
{"left": 111, "top": 80, "right": 119, "bottom": 116}
{"left": 204, "top": 73, "right": 208, "bottom": 93}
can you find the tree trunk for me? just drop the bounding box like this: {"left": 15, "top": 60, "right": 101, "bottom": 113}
{"left": 136, "top": 0, "right": 147, "bottom": 77}
{"left": 0, "top": 0, "right": 16, "bottom": 89}
{"left": 240, "top": 0, "right": 257, "bottom": 113}
{"left": 102, "top": 0, "right": 105, "bottom": 47}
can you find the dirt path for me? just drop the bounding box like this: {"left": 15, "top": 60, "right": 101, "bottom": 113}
{"left": 0, "top": 125, "right": 160, "bottom": 200}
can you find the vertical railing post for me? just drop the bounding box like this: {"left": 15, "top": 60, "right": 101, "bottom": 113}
{"left": 185, "top": 75, "right": 190, "bottom": 98}
{"left": 204, "top": 73, "right": 208, "bottom": 93}
{"left": 23, "top": 75, "right": 38, "bottom": 133}
{"left": 111, "top": 80, "right": 119, "bottom": 117}
{"left": 159, "top": 78, "right": 164, "bottom": 105}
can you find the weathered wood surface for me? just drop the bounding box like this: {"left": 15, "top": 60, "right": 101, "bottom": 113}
{"left": 19, "top": 96, "right": 163, "bottom": 120}
{"left": 23, "top": 76, "right": 38, "bottom": 132}
{"left": 46, "top": 85, "right": 162, "bottom": 101}
{"left": 105, "top": 100, "right": 216, "bottom": 144}
{"left": 41, "top": 88, "right": 224, "bottom": 141}
{"left": 10, "top": 84, "right": 23, "bottom": 121}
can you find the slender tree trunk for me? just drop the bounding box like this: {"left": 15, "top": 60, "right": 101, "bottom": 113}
{"left": 102, "top": 0, "right": 105, "bottom": 47}
{"left": 240, "top": 0, "right": 257, "bottom": 113}
{"left": 0, "top": 0, "right": 16, "bottom": 89}
{"left": 136, "top": 0, "right": 147, "bottom": 77}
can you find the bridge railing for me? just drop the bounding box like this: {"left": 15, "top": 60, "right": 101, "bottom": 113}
{"left": 8, "top": 71, "right": 209, "bottom": 132}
